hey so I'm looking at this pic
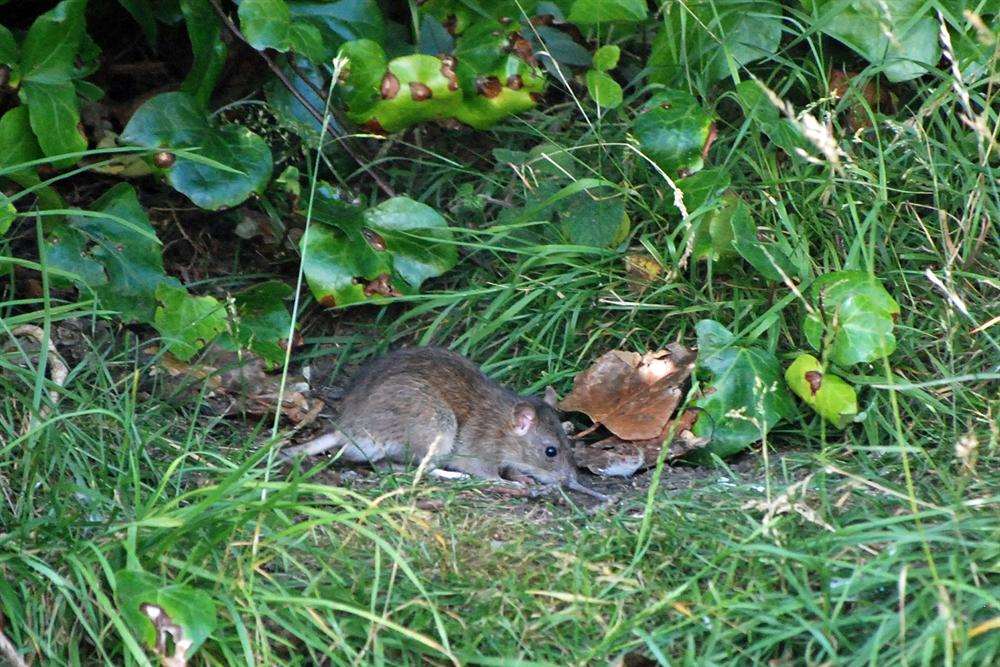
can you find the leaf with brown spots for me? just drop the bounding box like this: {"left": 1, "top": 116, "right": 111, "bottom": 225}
{"left": 558, "top": 343, "right": 695, "bottom": 440}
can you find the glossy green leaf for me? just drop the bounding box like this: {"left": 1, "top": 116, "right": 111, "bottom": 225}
{"left": 19, "top": 0, "right": 86, "bottom": 82}
{"left": 0, "top": 25, "right": 18, "bottom": 66}
{"left": 802, "top": 0, "right": 939, "bottom": 82}
{"left": 557, "top": 188, "right": 630, "bottom": 248}
{"left": 181, "top": 0, "right": 228, "bottom": 106}
{"left": 288, "top": 0, "right": 386, "bottom": 50}
{"left": 122, "top": 92, "right": 273, "bottom": 210}
{"left": 785, "top": 353, "right": 858, "bottom": 428}
{"left": 533, "top": 25, "right": 592, "bottom": 68}
{"left": 17, "top": 0, "right": 88, "bottom": 164}
{"left": 154, "top": 284, "right": 228, "bottom": 361}
{"left": 225, "top": 280, "right": 294, "bottom": 367}
{"left": 338, "top": 39, "right": 388, "bottom": 113}
{"left": 691, "top": 194, "right": 739, "bottom": 267}
{"left": 115, "top": 569, "right": 217, "bottom": 660}
{"left": 19, "top": 80, "right": 88, "bottom": 163}
{"left": 592, "top": 44, "right": 621, "bottom": 71}
{"left": 239, "top": 0, "right": 325, "bottom": 61}
{"left": 302, "top": 185, "right": 389, "bottom": 307}
{"left": 632, "top": 90, "right": 714, "bottom": 177}
{"left": 650, "top": 0, "right": 781, "bottom": 86}
{"left": 691, "top": 320, "right": 797, "bottom": 457}
{"left": 568, "top": 0, "right": 648, "bottom": 24}
{"left": 0, "top": 106, "right": 65, "bottom": 209}
{"left": 364, "top": 196, "right": 458, "bottom": 289}
{"left": 805, "top": 270, "right": 900, "bottom": 367}
{"left": 303, "top": 187, "right": 456, "bottom": 307}
{"left": 585, "top": 69, "right": 623, "bottom": 109}
{"left": 419, "top": 14, "right": 454, "bottom": 55}
{"left": 44, "top": 184, "right": 176, "bottom": 322}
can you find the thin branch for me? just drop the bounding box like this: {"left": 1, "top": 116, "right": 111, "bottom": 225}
{"left": 0, "top": 629, "right": 28, "bottom": 667}
{"left": 208, "top": 0, "right": 395, "bottom": 197}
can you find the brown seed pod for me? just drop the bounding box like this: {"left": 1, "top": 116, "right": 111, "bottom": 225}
{"left": 476, "top": 76, "right": 502, "bottom": 99}
{"left": 153, "top": 151, "right": 175, "bottom": 168}
{"left": 362, "top": 118, "right": 387, "bottom": 135}
{"left": 529, "top": 92, "right": 543, "bottom": 104}
{"left": 506, "top": 74, "right": 523, "bottom": 90}
{"left": 507, "top": 34, "right": 537, "bottom": 66}
{"left": 409, "top": 81, "right": 433, "bottom": 101}
{"left": 319, "top": 295, "right": 338, "bottom": 308}
{"left": 530, "top": 14, "right": 555, "bottom": 26}
{"left": 380, "top": 71, "right": 400, "bottom": 99}
{"left": 804, "top": 371, "right": 823, "bottom": 395}
{"left": 440, "top": 57, "right": 459, "bottom": 91}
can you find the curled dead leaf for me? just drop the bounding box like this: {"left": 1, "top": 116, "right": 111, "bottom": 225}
{"left": 559, "top": 343, "right": 695, "bottom": 440}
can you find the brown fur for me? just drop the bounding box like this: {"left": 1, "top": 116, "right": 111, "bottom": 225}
{"left": 282, "top": 347, "right": 580, "bottom": 487}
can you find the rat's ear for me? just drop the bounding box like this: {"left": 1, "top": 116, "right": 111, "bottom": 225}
{"left": 543, "top": 385, "right": 559, "bottom": 407}
{"left": 512, "top": 403, "right": 536, "bottom": 435}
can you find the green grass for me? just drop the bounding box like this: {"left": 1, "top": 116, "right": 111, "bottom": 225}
{"left": 2, "top": 5, "right": 999, "bottom": 666}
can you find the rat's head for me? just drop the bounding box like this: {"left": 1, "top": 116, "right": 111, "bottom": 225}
{"left": 502, "top": 387, "right": 577, "bottom": 486}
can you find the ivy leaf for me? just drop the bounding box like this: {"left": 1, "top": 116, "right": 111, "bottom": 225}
{"left": 302, "top": 187, "right": 456, "bottom": 307}
{"left": 19, "top": 0, "right": 86, "bottom": 82}
{"left": 17, "top": 0, "right": 88, "bottom": 164}
{"left": 691, "top": 320, "right": 797, "bottom": 458}
{"left": 785, "top": 353, "right": 858, "bottom": 428}
{"left": 239, "top": 0, "right": 325, "bottom": 61}
{"left": 225, "top": 280, "right": 294, "bottom": 367}
{"left": 114, "top": 569, "right": 217, "bottom": 661}
{"left": 288, "top": 0, "right": 386, "bottom": 49}
{"left": 632, "top": 90, "right": 714, "bottom": 177}
{"left": 154, "top": 284, "right": 228, "bottom": 361}
{"left": 804, "top": 270, "right": 900, "bottom": 367}
{"left": 180, "top": 0, "right": 228, "bottom": 107}
{"left": 43, "top": 183, "right": 176, "bottom": 322}
{"left": 0, "top": 106, "right": 65, "bottom": 210}
{"left": 0, "top": 25, "right": 18, "bottom": 66}
{"left": 532, "top": 25, "right": 592, "bottom": 70}
{"left": 734, "top": 80, "right": 810, "bottom": 156}
{"left": 592, "top": 44, "right": 621, "bottom": 71}
{"left": 560, "top": 189, "right": 630, "bottom": 248}
{"left": 19, "top": 80, "right": 88, "bottom": 164}
{"left": 650, "top": 0, "right": 782, "bottom": 86}
{"left": 363, "top": 196, "right": 458, "bottom": 289}
{"left": 122, "top": 92, "right": 273, "bottom": 210}
{"left": 302, "top": 186, "right": 390, "bottom": 307}
{"left": 585, "top": 70, "right": 623, "bottom": 109}
{"left": 568, "top": 0, "right": 648, "bottom": 24}
{"left": 801, "top": 0, "right": 939, "bottom": 82}
{"left": 727, "top": 197, "right": 799, "bottom": 281}
{"left": 418, "top": 14, "right": 454, "bottom": 56}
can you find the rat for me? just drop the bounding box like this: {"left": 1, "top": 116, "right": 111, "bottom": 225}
{"left": 280, "top": 347, "right": 607, "bottom": 500}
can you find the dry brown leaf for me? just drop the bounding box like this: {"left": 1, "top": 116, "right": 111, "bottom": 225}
{"left": 152, "top": 345, "right": 322, "bottom": 424}
{"left": 558, "top": 343, "right": 695, "bottom": 440}
{"left": 574, "top": 409, "right": 708, "bottom": 476}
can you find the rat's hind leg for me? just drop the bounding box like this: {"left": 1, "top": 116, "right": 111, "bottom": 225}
{"left": 279, "top": 430, "right": 385, "bottom": 463}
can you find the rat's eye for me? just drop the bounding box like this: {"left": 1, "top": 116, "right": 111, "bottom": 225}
{"left": 545, "top": 446, "right": 558, "bottom": 458}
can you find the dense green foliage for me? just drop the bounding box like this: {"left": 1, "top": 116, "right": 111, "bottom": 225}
{"left": 1, "top": 0, "right": 998, "bottom": 664}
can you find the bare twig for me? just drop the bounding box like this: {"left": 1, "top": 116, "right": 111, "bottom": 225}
{"left": 10, "top": 324, "right": 68, "bottom": 436}
{"left": 207, "top": 0, "right": 395, "bottom": 197}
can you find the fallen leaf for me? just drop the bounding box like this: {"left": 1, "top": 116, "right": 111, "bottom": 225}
{"left": 573, "top": 409, "right": 708, "bottom": 475}
{"left": 559, "top": 343, "right": 695, "bottom": 440}
{"left": 151, "top": 344, "right": 321, "bottom": 424}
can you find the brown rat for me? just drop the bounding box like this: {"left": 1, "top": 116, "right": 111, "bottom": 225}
{"left": 280, "top": 347, "right": 605, "bottom": 499}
